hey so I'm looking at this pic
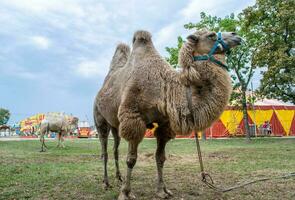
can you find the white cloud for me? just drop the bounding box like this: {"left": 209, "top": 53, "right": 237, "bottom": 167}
{"left": 1, "top": 0, "right": 85, "bottom": 15}
{"left": 180, "top": 0, "right": 229, "bottom": 19}
{"left": 155, "top": 23, "right": 181, "bottom": 49}
{"left": 76, "top": 59, "right": 109, "bottom": 78}
{"left": 31, "top": 36, "right": 51, "bottom": 49}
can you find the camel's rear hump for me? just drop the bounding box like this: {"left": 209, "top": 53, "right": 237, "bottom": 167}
{"left": 109, "top": 43, "right": 130, "bottom": 71}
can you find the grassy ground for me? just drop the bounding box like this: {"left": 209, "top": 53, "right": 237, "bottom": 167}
{"left": 0, "top": 138, "right": 295, "bottom": 200}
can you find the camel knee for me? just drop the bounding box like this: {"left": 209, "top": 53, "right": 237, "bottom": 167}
{"left": 156, "top": 153, "right": 166, "bottom": 163}
{"left": 103, "top": 152, "right": 108, "bottom": 160}
{"left": 114, "top": 149, "right": 119, "bottom": 160}
{"left": 156, "top": 153, "right": 166, "bottom": 168}
{"left": 126, "top": 156, "right": 137, "bottom": 169}
{"left": 113, "top": 137, "right": 120, "bottom": 160}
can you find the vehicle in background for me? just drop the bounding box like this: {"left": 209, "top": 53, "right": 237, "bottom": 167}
{"left": 78, "top": 121, "right": 91, "bottom": 138}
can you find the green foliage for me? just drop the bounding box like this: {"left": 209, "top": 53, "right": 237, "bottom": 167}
{"left": 242, "top": 0, "right": 295, "bottom": 103}
{"left": 0, "top": 108, "right": 10, "bottom": 125}
{"left": 184, "top": 12, "right": 238, "bottom": 32}
{"left": 165, "top": 36, "right": 184, "bottom": 68}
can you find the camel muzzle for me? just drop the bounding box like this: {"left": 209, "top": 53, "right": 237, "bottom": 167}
{"left": 193, "top": 32, "right": 231, "bottom": 70}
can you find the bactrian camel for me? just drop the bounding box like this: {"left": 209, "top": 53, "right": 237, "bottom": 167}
{"left": 94, "top": 29, "right": 241, "bottom": 199}
{"left": 39, "top": 116, "right": 79, "bottom": 152}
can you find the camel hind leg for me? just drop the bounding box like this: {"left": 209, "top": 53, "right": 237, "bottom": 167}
{"left": 98, "top": 121, "right": 110, "bottom": 189}
{"left": 40, "top": 132, "right": 45, "bottom": 152}
{"left": 111, "top": 127, "right": 122, "bottom": 182}
{"left": 94, "top": 107, "right": 111, "bottom": 189}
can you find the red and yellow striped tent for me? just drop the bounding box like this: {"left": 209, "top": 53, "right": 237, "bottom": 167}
{"left": 205, "top": 105, "right": 295, "bottom": 138}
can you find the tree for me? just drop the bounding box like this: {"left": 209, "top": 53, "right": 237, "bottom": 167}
{"left": 165, "top": 36, "right": 184, "bottom": 68}
{"left": 166, "top": 12, "right": 256, "bottom": 140}
{"left": 0, "top": 108, "right": 10, "bottom": 125}
{"left": 242, "top": 0, "right": 295, "bottom": 103}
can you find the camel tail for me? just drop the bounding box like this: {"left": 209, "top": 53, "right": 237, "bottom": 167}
{"left": 93, "top": 104, "right": 100, "bottom": 131}
{"left": 109, "top": 43, "right": 130, "bottom": 71}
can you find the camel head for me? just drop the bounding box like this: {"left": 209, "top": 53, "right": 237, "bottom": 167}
{"left": 68, "top": 117, "right": 79, "bottom": 131}
{"left": 178, "top": 29, "right": 242, "bottom": 86}
{"left": 71, "top": 117, "right": 79, "bottom": 126}
{"left": 186, "top": 29, "right": 242, "bottom": 55}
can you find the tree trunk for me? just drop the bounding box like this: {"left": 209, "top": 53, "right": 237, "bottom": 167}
{"left": 242, "top": 89, "right": 251, "bottom": 141}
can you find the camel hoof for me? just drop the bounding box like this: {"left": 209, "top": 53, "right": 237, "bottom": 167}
{"left": 103, "top": 181, "right": 111, "bottom": 190}
{"left": 40, "top": 149, "right": 46, "bottom": 152}
{"left": 116, "top": 173, "right": 123, "bottom": 182}
{"left": 164, "top": 188, "right": 173, "bottom": 196}
{"left": 117, "top": 192, "right": 136, "bottom": 200}
{"left": 156, "top": 188, "right": 173, "bottom": 199}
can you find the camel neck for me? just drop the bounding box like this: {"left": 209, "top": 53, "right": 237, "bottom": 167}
{"left": 165, "top": 44, "right": 232, "bottom": 134}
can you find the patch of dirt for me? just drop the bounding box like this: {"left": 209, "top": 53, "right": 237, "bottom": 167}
{"left": 138, "top": 153, "right": 184, "bottom": 162}
{"left": 207, "top": 151, "right": 234, "bottom": 161}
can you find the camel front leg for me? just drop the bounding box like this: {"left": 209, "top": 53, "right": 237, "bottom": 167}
{"left": 155, "top": 135, "right": 173, "bottom": 198}
{"left": 117, "top": 99, "right": 146, "bottom": 199}
{"left": 60, "top": 131, "right": 65, "bottom": 148}
{"left": 118, "top": 141, "right": 140, "bottom": 200}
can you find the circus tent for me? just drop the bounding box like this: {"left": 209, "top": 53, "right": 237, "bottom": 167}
{"left": 203, "top": 99, "right": 295, "bottom": 138}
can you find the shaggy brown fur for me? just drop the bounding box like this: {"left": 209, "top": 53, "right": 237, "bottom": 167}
{"left": 93, "top": 29, "right": 241, "bottom": 199}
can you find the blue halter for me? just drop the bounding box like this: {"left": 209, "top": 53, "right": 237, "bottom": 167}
{"left": 193, "top": 32, "right": 230, "bottom": 70}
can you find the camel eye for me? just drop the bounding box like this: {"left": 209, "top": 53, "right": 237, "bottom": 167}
{"left": 208, "top": 33, "right": 216, "bottom": 40}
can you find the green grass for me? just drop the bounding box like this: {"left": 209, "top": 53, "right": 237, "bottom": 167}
{"left": 0, "top": 138, "right": 295, "bottom": 199}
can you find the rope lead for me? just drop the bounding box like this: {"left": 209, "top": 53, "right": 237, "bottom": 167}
{"left": 193, "top": 131, "right": 295, "bottom": 193}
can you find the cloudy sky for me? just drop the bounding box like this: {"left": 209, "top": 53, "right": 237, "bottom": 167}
{"left": 0, "top": 0, "right": 256, "bottom": 125}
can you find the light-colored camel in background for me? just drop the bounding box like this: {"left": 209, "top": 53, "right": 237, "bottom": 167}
{"left": 39, "top": 116, "right": 78, "bottom": 152}
{"left": 94, "top": 29, "right": 241, "bottom": 199}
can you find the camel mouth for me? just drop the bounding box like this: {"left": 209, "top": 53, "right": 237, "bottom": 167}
{"left": 233, "top": 37, "right": 242, "bottom": 45}
{"left": 221, "top": 32, "right": 243, "bottom": 48}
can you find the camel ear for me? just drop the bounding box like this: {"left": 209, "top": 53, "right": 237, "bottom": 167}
{"left": 187, "top": 34, "right": 198, "bottom": 43}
